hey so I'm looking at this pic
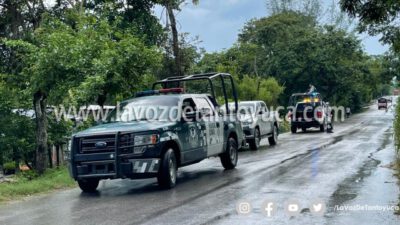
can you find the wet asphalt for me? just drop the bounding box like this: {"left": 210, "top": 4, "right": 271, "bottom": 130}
{"left": 0, "top": 102, "right": 399, "bottom": 225}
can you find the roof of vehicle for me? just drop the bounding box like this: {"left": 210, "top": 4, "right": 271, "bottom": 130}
{"left": 121, "top": 93, "right": 212, "bottom": 104}
{"left": 239, "top": 101, "right": 264, "bottom": 104}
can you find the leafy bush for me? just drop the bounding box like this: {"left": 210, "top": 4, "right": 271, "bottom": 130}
{"left": 394, "top": 98, "right": 400, "bottom": 154}
{"left": 2, "top": 162, "right": 16, "bottom": 175}
{"left": 279, "top": 120, "right": 291, "bottom": 133}
{"left": 19, "top": 170, "right": 39, "bottom": 181}
{"left": 3, "top": 162, "right": 16, "bottom": 171}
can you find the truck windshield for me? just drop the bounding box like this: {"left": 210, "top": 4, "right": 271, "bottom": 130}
{"left": 106, "top": 96, "right": 180, "bottom": 122}
{"left": 238, "top": 103, "right": 256, "bottom": 114}
{"left": 378, "top": 98, "right": 387, "bottom": 103}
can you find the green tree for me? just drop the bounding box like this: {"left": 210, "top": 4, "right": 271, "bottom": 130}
{"left": 0, "top": 78, "right": 35, "bottom": 170}
{"left": 3, "top": 14, "right": 161, "bottom": 174}
{"left": 235, "top": 11, "right": 378, "bottom": 110}
{"left": 155, "top": 0, "right": 199, "bottom": 76}
{"left": 340, "top": 0, "right": 400, "bottom": 52}
{"left": 159, "top": 33, "right": 204, "bottom": 78}
{"left": 0, "top": 0, "right": 47, "bottom": 39}
{"left": 51, "top": 0, "right": 165, "bottom": 46}
{"left": 237, "top": 75, "right": 284, "bottom": 106}
{"left": 48, "top": 115, "right": 72, "bottom": 167}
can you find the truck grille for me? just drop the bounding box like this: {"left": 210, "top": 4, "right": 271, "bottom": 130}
{"left": 79, "top": 135, "right": 116, "bottom": 153}
{"left": 119, "top": 133, "right": 135, "bottom": 154}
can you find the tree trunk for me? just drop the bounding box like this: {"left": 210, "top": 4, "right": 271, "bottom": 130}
{"left": 13, "top": 147, "right": 20, "bottom": 173}
{"left": 97, "top": 92, "right": 107, "bottom": 109}
{"left": 0, "top": 152, "right": 3, "bottom": 173}
{"left": 48, "top": 144, "right": 53, "bottom": 169}
{"left": 166, "top": 1, "right": 182, "bottom": 76}
{"left": 56, "top": 144, "right": 60, "bottom": 167}
{"left": 33, "top": 91, "right": 48, "bottom": 174}
{"left": 24, "top": 160, "right": 33, "bottom": 170}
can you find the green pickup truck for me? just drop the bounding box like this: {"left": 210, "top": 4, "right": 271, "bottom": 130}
{"left": 68, "top": 73, "right": 244, "bottom": 192}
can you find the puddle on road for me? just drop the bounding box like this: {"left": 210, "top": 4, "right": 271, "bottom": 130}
{"left": 327, "top": 158, "right": 381, "bottom": 208}
{"left": 326, "top": 127, "right": 393, "bottom": 213}
{"left": 311, "top": 148, "right": 320, "bottom": 179}
{"left": 265, "top": 128, "right": 363, "bottom": 184}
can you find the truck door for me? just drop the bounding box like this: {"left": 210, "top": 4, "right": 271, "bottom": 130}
{"left": 179, "top": 98, "right": 206, "bottom": 164}
{"left": 260, "top": 102, "right": 272, "bottom": 135}
{"left": 194, "top": 97, "right": 224, "bottom": 157}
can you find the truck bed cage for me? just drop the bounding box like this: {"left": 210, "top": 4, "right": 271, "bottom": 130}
{"left": 152, "top": 73, "right": 238, "bottom": 114}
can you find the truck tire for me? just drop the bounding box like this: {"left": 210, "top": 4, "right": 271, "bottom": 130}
{"left": 291, "top": 125, "right": 297, "bottom": 134}
{"left": 268, "top": 125, "right": 278, "bottom": 146}
{"left": 302, "top": 127, "right": 307, "bottom": 132}
{"left": 249, "top": 128, "right": 261, "bottom": 150}
{"left": 78, "top": 179, "right": 99, "bottom": 193}
{"left": 157, "top": 148, "right": 177, "bottom": 189}
{"left": 220, "top": 137, "right": 238, "bottom": 170}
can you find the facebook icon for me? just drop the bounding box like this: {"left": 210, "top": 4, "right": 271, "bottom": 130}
{"left": 261, "top": 201, "right": 276, "bottom": 217}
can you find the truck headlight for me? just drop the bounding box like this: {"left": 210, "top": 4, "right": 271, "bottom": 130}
{"left": 134, "top": 134, "right": 159, "bottom": 146}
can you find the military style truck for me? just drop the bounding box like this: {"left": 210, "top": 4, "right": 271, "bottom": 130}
{"left": 288, "top": 93, "right": 331, "bottom": 133}
{"left": 68, "top": 73, "right": 244, "bottom": 192}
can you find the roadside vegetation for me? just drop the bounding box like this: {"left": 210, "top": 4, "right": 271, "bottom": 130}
{"left": 394, "top": 98, "right": 400, "bottom": 214}
{"left": 0, "top": 167, "right": 75, "bottom": 203}
{"left": 0, "top": 0, "right": 398, "bottom": 200}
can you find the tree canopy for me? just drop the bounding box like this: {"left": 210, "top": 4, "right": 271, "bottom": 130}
{"left": 340, "top": 0, "right": 400, "bottom": 52}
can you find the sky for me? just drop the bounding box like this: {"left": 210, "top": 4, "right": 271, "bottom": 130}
{"left": 153, "top": 0, "right": 389, "bottom": 55}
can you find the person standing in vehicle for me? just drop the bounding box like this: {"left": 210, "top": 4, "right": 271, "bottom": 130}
{"left": 307, "top": 84, "right": 316, "bottom": 94}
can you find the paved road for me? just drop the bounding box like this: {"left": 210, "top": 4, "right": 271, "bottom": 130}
{"left": 0, "top": 104, "right": 399, "bottom": 225}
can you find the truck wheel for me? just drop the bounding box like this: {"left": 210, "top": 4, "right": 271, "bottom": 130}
{"left": 249, "top": 128, "right": 261, "bottom": 150}
{"left": 78, "top": 179, "right": 99, "bottom": 193}
{"left": 220, "top": 137, "right": 238, "bottom": 170}
{"left": 268, "top": 125, "right": 278, "bottom": 146}
{"left": 291, "top": 125, "right": 297, "bottom": 134}
{"left": 157, "top": 148, "right": 177, "bottom": 189}
{"left": 302, "top": 127, "right": 307, "bottom": 132}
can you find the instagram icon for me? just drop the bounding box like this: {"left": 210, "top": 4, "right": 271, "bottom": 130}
{"left": 236, "top": 200, "right": 252, "bottom": 215}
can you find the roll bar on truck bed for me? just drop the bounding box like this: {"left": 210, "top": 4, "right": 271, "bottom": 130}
{"left": 152, "top": 73, "right": 239, "bottom": 114}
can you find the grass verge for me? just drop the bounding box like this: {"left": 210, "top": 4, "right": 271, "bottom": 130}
{"left": 0, "top": 167, "right": 76, "bottom": 203}
{"left": 393, "top": 97, "right": 400, "bottom": 214}
{"left": 395, "top": 158, "right": 400, "bottom": 215}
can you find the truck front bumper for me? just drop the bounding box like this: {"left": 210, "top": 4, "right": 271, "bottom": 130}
{"left": 71, "top": 143, "right": 165, "bottom": 180}
{"left": 74, "top": 158, "right": 160, "bottom": 180}
{"left": 242, "top": 126, "right": 255, "bottom": 139}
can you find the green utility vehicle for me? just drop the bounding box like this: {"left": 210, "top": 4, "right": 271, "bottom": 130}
{"left": 68, "top": 73, "right": 244, "bottom": 192}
